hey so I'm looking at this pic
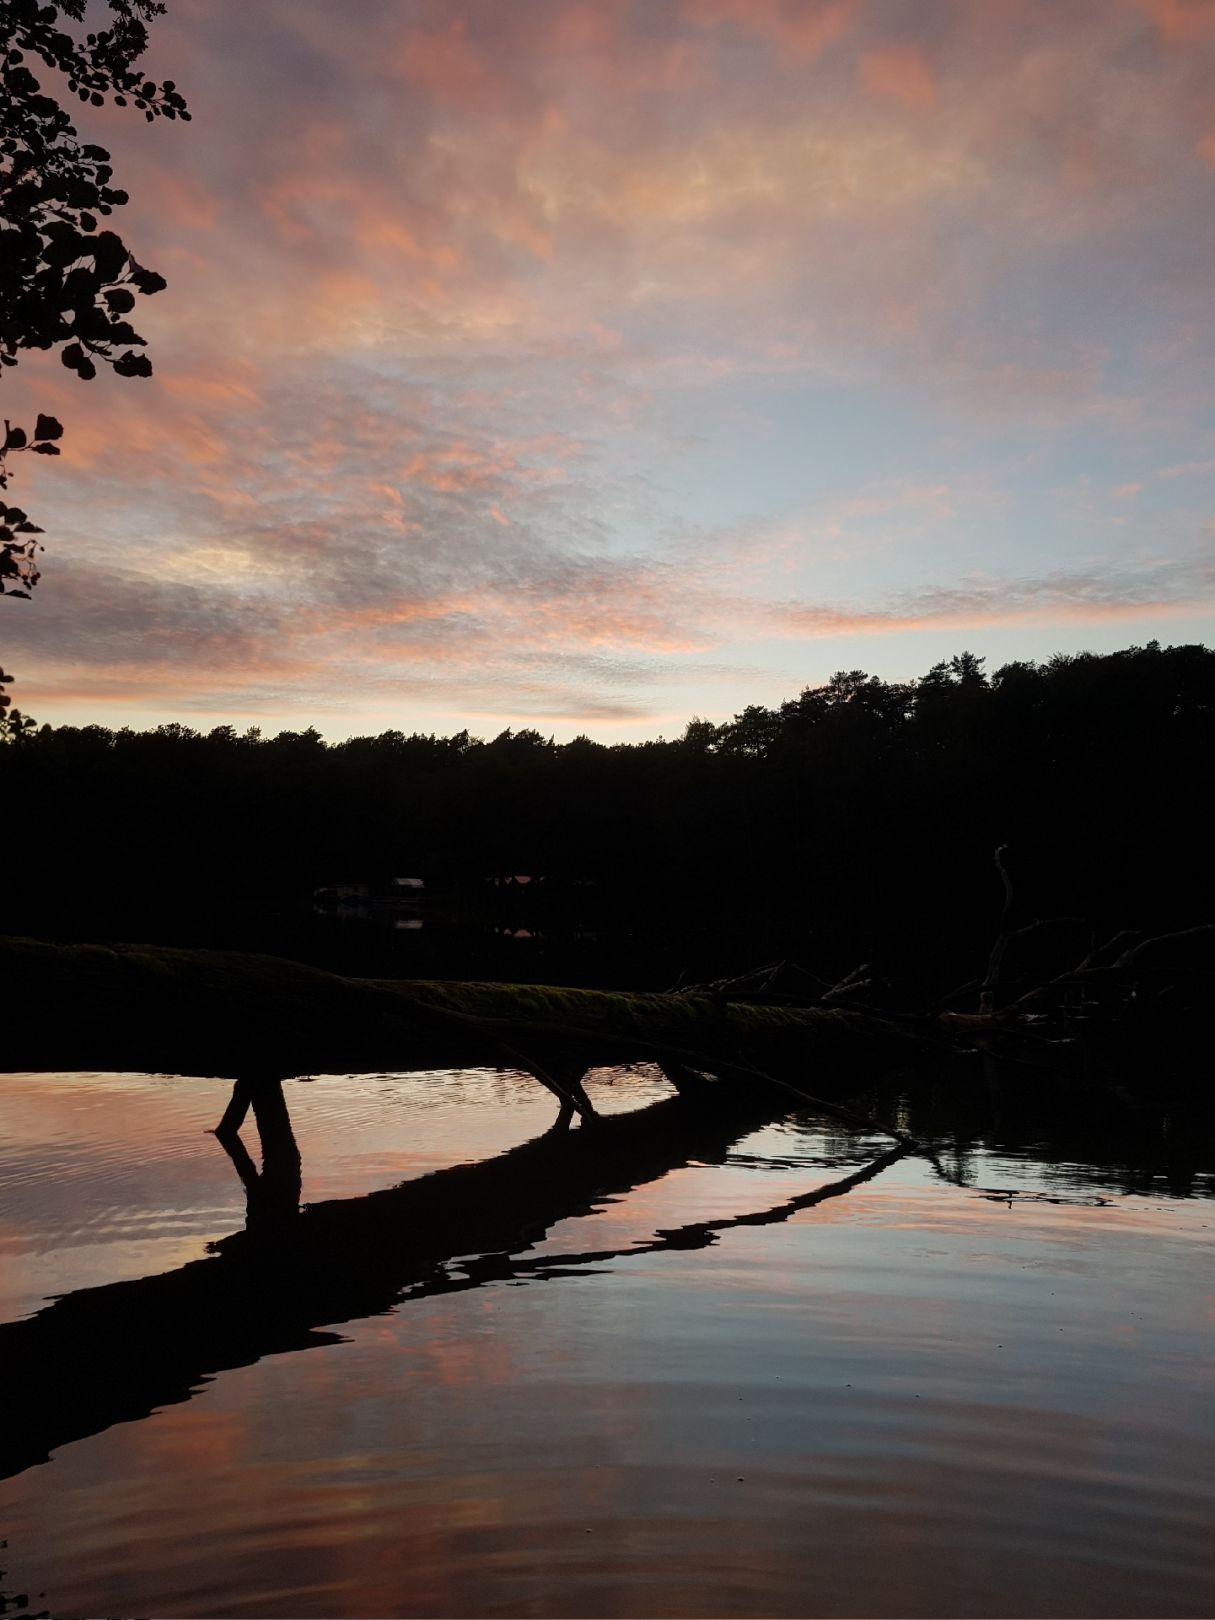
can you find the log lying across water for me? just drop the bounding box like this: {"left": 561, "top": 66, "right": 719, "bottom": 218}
{"left": 0, "top": 934, "right": 939, "bottom": 1479}
{"left": 2, "top": 922, "right": 1208, "bottom": 1480}
{"left": 0, "top": 934, "right": 935, "bottom": 1088}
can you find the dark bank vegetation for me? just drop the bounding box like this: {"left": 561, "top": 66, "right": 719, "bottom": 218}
{"left": 2, "top": 640, "right": 1211, "bottom": 993}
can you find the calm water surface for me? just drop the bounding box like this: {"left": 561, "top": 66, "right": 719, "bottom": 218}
{"left": 1, "top": 1064, "right": 1213, "bottom": 1618}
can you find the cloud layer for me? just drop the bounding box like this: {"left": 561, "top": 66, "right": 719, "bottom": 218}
{"left": 4, "top": 0, "right": 1215, "bottom": 735}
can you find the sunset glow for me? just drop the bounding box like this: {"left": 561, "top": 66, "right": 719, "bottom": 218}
{"left": 5, "top": 0, "right": 1215, "bottom": 737}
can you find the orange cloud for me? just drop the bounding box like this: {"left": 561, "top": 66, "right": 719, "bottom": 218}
{"left": 398, "top": 442, "right": 521, "bottom": 493}
{"left": 778, "top": 599, "right": 1201, "bottom": 637}
{"left": 1138, "top": 0, "right": 1215, "bottom": 41}
{"left": 161, "top": 365, "right": 261, "bottom": 408}
{"left": 395, "top": 15, "right": 491, "bottom": 104}
{"left": 327, "top": 568, "right": 713, "bottom": 661}
{"left": 860, "top": 45, "right": 937, "bottom": 113}
{"left": 17, "top": 373, "right": 238, "bottom": 473}
{"left": 7, "top": 0, "right": 1215, "bottom": 746}
{"left": 145, "top": 168, "right": 223, "bottom": 232}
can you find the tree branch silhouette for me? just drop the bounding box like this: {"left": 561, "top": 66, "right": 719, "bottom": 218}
{"left": 0, "top": 0, "right": 188, "bottom": 727}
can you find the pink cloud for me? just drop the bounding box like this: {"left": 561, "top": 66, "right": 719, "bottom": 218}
{"left": 6, "top": 0, "right": 1215, "bottom": 740}
{"left": 143, "top": 168, "right": 223, "bottom": 232}
{"left": 771, "top": 557, "right": 1215, "bottom": 640}
{"left": 160, "top": 366, "right": 261, "bottom": 408}
{"left": 394, "top": 14, "right": 492, "bottom": 105}
{"left": 1138, "top": 0, "right": 1215, "bottom": 41}
{"left": 682, "top": 0, "right": 855, "bottom": 60}
{"left": 859, "top": 44, "right": 937, "bottom": 113}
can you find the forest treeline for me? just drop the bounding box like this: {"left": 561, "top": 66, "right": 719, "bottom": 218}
{"left": 2, "top": 641, "right": 1211, "bottom": 987}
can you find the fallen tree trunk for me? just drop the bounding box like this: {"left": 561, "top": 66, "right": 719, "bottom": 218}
{"left": 4, "top": 926, "right": 1210, "bottom": 1104}
{"left": 0, "top": 934, "right": 937, "bottom": 1089}
{"left": 2, "top": 919, "right": 1209, "bottom": 1481}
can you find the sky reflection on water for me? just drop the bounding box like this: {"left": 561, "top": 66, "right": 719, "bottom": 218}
{"left": 1, "top": 1065, "right": 1213, "bottom": 1618}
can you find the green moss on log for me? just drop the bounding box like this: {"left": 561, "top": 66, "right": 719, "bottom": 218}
{"left": 1, "top": 935, "right": 930, "bottom": 1081}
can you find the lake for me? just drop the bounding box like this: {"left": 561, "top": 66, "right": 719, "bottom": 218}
{"left": 1, "top": 1060, "right": 1213, "bottom": 1618}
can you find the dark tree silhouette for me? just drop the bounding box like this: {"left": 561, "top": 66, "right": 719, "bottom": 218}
{"left": 1, "top": 640, "right": 1209, "bottom": 991}
{"left": 0, "top": 661, "right": 36, "bottom": 738}
{"left": 0, "top": 0, "right": 187, "bottom": 721}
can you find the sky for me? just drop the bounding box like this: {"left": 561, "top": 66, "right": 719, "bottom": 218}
{"left": 4, "top": 0, "right": 1215, "bottom": 741}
